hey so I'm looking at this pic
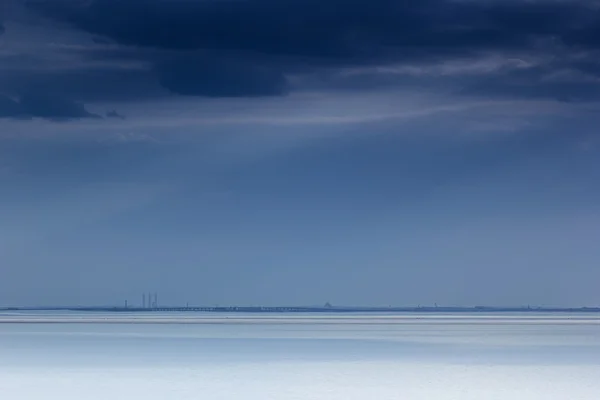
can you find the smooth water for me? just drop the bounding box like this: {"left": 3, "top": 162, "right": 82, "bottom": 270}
{"left": 1, "top": 312, "right": 600, "bottom": 399}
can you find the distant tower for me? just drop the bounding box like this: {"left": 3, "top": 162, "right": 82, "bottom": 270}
{"left": 142, "top": 293, "right": 146, "bottom": 309}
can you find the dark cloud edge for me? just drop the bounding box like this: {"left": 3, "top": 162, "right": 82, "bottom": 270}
{"left": 0, "top": 94, "right": 102, "bottom": 121}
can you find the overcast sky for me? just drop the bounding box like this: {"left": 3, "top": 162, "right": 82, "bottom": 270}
{"left": 1, "top": 0, "right": 600, "bottom": 308}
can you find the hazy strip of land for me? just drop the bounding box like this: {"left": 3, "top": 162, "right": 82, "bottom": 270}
{"left": 1, "top": 305, "right": 599, "bottom": 313}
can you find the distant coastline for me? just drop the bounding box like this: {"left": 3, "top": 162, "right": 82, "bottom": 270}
{"left": 2, "top": 306, "right": 600, "bottom": 313}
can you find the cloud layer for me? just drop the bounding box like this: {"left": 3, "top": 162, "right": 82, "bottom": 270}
{"left": 2, "top": 0, "right": 600, "bottom": 120}
{"left": 24, "top": 0, "right": 594, "bottom": 58}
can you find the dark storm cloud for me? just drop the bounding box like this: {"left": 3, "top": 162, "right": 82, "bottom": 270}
{"left": 0, "top": 66, "right": 164, "bottom": 102}
{"left": 1, "top": 0, "right": 600, "bottom": 120}
{"left": 24, "top": 0, "right": 592, "bottom": 59}
{"left": 156, "top": 55, "right": 289, "bottom": 97}
{"left": 0, "top": 93, "right": 100, "bottom": 120}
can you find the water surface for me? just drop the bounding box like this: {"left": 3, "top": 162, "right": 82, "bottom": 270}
{"left": 1, "top": 312, "right": 599, "bottom": 399}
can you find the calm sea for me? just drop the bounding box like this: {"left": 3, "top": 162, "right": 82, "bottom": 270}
{"left": 1, "top": 312, "right": 599, "bottom": 399}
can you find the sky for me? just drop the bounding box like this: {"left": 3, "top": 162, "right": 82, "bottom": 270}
{"left": 1, "top": 0, "right": 600, "bottom": 308}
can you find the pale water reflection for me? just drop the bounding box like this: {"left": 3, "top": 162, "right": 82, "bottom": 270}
{"left": 1, "top": 312, "right": 599, "bottom": 399}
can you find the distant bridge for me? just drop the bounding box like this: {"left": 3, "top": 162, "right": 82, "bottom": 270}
{"left": 4, "top": 306, "right": 600, "bottom": 313}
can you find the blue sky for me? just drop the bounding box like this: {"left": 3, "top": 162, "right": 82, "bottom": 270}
{"left": 1, "top": 0, "right": 600, "bottom": 307}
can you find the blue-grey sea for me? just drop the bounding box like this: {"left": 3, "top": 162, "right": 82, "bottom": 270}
{"left": 1, "top": 312, "right": 600, "bottom": 399}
